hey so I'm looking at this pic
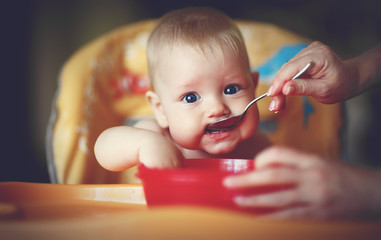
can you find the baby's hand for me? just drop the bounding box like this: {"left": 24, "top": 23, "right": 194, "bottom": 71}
{"left": 95, "top": 126, "right": 184, "bottom": 171}
{"left": 139, "top": 133, "right": 184, "bottom": 169}
{"left": 224, "top": 146, "right": 376, "bottom": 219}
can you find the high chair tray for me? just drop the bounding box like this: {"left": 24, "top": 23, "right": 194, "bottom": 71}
{"left": 0, "top": 182, "right": 380, "bottom": 240}
{"left": 0, "top": 182, "right": 146, "bottom": 221}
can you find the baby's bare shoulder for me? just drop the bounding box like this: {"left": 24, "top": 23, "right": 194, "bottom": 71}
{"left": 134, "top": 118, "right": 171, "bottom": 139}
{"left": 134, "top": 118, "right": 161, "bottom": 132}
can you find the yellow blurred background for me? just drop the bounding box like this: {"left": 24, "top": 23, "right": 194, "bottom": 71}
{"left": 2, "top": 0, "right": 381, "bottom": 182}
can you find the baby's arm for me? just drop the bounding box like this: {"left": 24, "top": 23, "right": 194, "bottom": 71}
{"left": 94, "top": 124, "right": 184, "bottom": 171}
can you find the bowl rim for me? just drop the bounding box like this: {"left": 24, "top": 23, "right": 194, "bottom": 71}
{"left": 137, "top": 158, "right": 255, "bottom": 182}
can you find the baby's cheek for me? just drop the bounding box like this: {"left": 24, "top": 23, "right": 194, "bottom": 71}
{"left": 168, "top": 123, "right": 201, "bottom": 150}
{"left": 241, "top": 112, "right": 259, "bottom": 138}
{"left": 172, "top": 133, "right": 200, "bottom": 150}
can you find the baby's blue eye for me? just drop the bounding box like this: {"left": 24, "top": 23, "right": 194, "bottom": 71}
{"left": 224, "top": 85, "right": 240, "bottom": 95}
{"left": 182, "top": 93, "right": 200, "bottom": 103}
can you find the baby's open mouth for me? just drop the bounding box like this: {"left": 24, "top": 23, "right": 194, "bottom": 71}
{"left": 204, "top": 128, "right": 230, "bottom": 134}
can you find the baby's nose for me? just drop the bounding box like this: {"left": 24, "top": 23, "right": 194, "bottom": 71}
{"left": 207, "top": 100, "right": 230, "bottom": 119}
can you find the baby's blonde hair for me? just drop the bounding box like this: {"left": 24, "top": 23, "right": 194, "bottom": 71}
{"left": 147, "top": 7, "right": 250, "bottom": 89}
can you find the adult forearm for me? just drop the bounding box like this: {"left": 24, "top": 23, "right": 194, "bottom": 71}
{"left": 364, "top": 169, "right": 381, "bottom": 217}
{"left": 346, "top": 44, "right": 381, "bottom": 97}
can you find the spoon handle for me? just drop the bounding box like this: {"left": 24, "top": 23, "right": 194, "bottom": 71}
{"left": 244, "top": 93, "right": 268, "bottom": 112}
{"left": 291, "top": 61, "right": 313, "bottom": 80}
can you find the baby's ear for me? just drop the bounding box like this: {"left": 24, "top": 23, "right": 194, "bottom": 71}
{"left": 145, "top": 91, "right": 169, "bottom": 128}
{"left": 250, "top": 71, "right": 259, "bottom": 89}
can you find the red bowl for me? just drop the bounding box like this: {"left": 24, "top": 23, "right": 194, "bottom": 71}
{"left": 138, "top": 158, "right": 282, "bottom": 214}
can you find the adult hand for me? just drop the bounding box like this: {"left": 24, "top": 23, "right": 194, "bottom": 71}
{"left": 267, "top": 41, "right": 359, "bottom": 112}
{"left": 224, "top": 146, "right": 381, "bottom": 219}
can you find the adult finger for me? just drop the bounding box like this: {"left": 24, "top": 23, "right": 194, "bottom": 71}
{"left": 223, "top": 167, "right": 300, "bottom": 188}
{"left": 268, "top": 95, "right": 286, "bottom": 112}
{"left": 233, "top": 189, "right": 302, "bottom": 209}
{"left": 258, "top": 206, "right": 317, "bottom": 220}
{"left": 281, "top": 77, "right": 330, "bottom": 97}
{"left": 255, "top": 146, "right": 320, "bottom": 170}
{"left": 268, "top": 41, "right": 332, "bottom": 98}
{"left": 268, "top": 57, "right": 315, "bottom": 97}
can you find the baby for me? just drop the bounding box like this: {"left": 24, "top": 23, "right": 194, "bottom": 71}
{"left": 94, "top": 7, "right": 270, "bottom": 171}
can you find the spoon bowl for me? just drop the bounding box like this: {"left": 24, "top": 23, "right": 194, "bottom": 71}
{"left": 206, "top": 93, "right": 267, "bottom": 132}
{"left": 206, "top": 62, "right": 313, "bottom": 132}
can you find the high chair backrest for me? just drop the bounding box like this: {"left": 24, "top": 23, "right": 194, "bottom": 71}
{"left": 46, "top": 20, "right": 343, "bottom": 184}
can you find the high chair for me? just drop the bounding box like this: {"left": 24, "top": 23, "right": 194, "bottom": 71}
{"left": 46, "top": 20, "right": 343, "bottom": 184}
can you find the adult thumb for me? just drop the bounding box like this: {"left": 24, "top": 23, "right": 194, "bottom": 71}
{"left": 282, "top": 79, "right": 323, "bottom": 97}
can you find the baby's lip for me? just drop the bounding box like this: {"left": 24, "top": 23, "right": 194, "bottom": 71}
{"left": 204, "top": 119, "right": 237, "bottom": 134}
{"left": 204, "top": 127, "right": 232, "bottom": 140}
{"left": 204, "top": 127, "right": 230, "bottom": 134}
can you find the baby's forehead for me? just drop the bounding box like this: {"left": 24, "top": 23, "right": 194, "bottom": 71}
{"left": 150, "top": 41, "right": 251, "bottom": 89}
{"left": 158, "top": 47, "right": 250, "bottom": 77}
{"left": 163, "top": 42, "right": 245, "bottom": 63}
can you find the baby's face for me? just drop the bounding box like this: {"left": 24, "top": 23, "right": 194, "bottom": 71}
{"left": 154, "top": 45, "right": 259, "bottom": 155}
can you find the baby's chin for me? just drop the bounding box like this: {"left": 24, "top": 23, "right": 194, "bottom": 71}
{"left": 203, "top": 141, "right": 240, "bottom": 156}
{"left": 179, "top": 143, "right": 237, "bottom": 158}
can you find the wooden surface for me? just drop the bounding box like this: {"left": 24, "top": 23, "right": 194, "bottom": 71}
{"left": 1, "top": 182, "right": 380, "bottom": 240}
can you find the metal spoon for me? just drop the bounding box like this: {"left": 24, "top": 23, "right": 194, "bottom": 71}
{"left": 205, "top": 61, "right": 313, "bottom": 132}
